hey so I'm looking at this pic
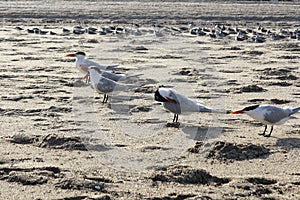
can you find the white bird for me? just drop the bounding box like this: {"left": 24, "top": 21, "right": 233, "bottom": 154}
{"left": 231, "top": 104, "right": 300, "bottom": 137}
{"left": 65, "top": 51, "right": 118, "bottom": 74}
{"left": 154, "top": 88, "right": 227, "bottom": 124}
{"left": 88, "top": 66, "right": 137, "bottom": 103}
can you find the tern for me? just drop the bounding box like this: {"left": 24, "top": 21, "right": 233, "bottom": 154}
{"left": 154, "top": 88, "right": 227, "bottom": 124}
{"left": 88, "top": 66, "right": 137, "bottom": 103}
{"left": 65, "top": 51, "right": 118, "bottom": 74}
{"left": 231, "top": 104, "right": 300, "bottom": 137}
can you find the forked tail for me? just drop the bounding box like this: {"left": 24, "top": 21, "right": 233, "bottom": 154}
{"left": 198, "top": 105, "right": 229, "bottom": 114}
{"left": 106, "top": 65, "right": 119, "bottom": 70}
{"left": 291, "top": 107, "right": 300, "bottom": 115}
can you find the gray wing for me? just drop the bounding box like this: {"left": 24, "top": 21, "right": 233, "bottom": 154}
{"left": 96, "top": 76, "right": 118, "bottom": 94}
{"left": 95, "top": 76, "right": 135, "bottom": 94}
{"left": 163, "top": 102, "right": 181, "bottom": 114}
{"left": 264, "top": 107, "right": 289, "bottom": 123}
{"left": 174, "top": 92, "right": 206, "bottom": 113}
{"left": 84, "top": 59, "right": 115, "bottom": 70}
{"left": 162, "top": 90, "right": 181, "bottom": 114}
{"left": 165, "top": 90, "right": 203, "bottom": 114}
{"left": 101, "top": 71, "right": 124, "bottom": 82}
{"left": 83, "top": 59, "right": 100, "bottom": 67}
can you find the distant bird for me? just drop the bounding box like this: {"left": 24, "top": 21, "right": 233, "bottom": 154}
{"left": 252, "top": 35, "right": 265, "bottom": 43}
{"left": 202, "top": 27, "right": 210, "bottom": 33}
{"left": 66, "top": 51, "right": 118, "bottom": 73}
{"left": 190, "top": 27, "right": 199, "bottom": 35}
{"left": 73, "top": 29, "right": 85, "bottom": 34}
{"left": 198, "top": 29, "right": 206, "bottom": 36}
{"left": 27, "top": 29, "right": 34, "bottom": 33}
{"left": 15, "top": 26, "right": 23, "bottom": 31}
{"left": 39, "top": 30, "right": 48, "bottom": 35}
{"left": 62, "top": 27, "right": 70, "bottom": 33}
{"left": 88, "top": 66, "right": 137, "bottom": 103}
{"left": 87, "top": 27, "right": 97, "bottom": 32}
{"left": 99, "top": 29, "right": 107, "bottom": 35}
{"left": 33, "top": 28, "right": 40, "bottom": 34}
{"left": 86, "top": 27, "right": 97, "bottom": 34}
{"left": 209, "top": 33, "right": 217, "bottom": 38}
{"left": 154, "top": 88, "right": 227, "bottom": 124}
{"left": 231, "top": 104, "right": 300, "bottom": 137}
{"left": 258, "top": 25, "right": 267, "bottom": 32}
{"left": 235, "top": 32, "right": 248, "bottom": 41}
{"left": 26, "top": 28, "right": 40, "bottom": 34}
{"left": 246, "top": 28, "right": 253, "bottom": 33}
{"left": 73, "top": 26, "right": 86, "bottom": 34}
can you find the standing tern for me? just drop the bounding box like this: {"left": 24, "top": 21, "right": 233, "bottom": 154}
{"left": 231, "top": 104, "right": 300, "bottom": 137}
{"left": 154, "top": 88, "right": 227, "bottom": 124}
{"left": 66, "top": 51, "right": 118, "bottom": 74}
{"left": 88, "top": 66, "right": 137, "bottom": 103}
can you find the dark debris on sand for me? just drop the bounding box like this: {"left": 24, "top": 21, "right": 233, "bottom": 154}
{"left": 35, "top": 134, "right": 87, "bottom": 151}
{"left": 189, "top": 141, "right": 270, "bottom": 161}
{"left": 55, "top": 178, "right": 105, "bottom": 192}
{"left": 5, "top": 171, "right": 48, "bottom": 185}
{"left": 268, "top": 81, "right": 292, "bottom": 87}
{"left": 258, "top": 68, "right": 298, "bottom": 81}
{"left": 0, "top": 166, "right": 61, "bottom": 186}
{"left": 270, "top": 98, "right": 292, "bottom": 104}
{"left": 9, "top": 134, "right": 87, "bottom": 151}
{"left": 9, "top": 134, "right": 38, "bottom": 144}
{"left": 150, "top": 165, "right": 230, "bottom": 185}
{"left": 246, "top": 177, "right": 277, "bottom": 185}
{"left": 239, "top": 85, "right": 266, "bottom": 93}
{"left": 172, "top": 67, "right": 201, "bottom": 77}
{"left": 146, "top": 193, "right": 200, "bottom": 200}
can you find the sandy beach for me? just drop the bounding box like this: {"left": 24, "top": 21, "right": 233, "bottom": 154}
{"left": 0, "top": 1, "right": 300, "bottom": 199}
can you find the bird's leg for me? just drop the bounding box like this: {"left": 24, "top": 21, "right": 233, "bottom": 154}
{"left": 259, "top": 125, "right": 267, "bottom": 136}
{"left": 81, "top": 73, "right": 89, "bottom": 83}
{"left": 86, "top": 75, "right": 90, "bottom": 84}
{"left": 102, "top": 94, "right": 108, "bottom": 103}
{"left": 167, "top": 114, "right": 179, "bottom": 128}
{"left": 173, "top": 114, "right": 177, "bottom": 123}
{"left": 265, "top": 125, "right": 273, "bottom": 137}
{"left": 104, "top": 94, "right": 109, "bottom": 103}
{"left": 172, "top": 114, "right": 179, "bottom": 123}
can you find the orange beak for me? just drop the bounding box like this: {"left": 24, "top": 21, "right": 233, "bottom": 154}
{"left": 65, "top": 53, "right": 76, "bottom": 57}
{"left": 166, "top": 97, "right": 176, "bottom": 103}
{"left": 230, "top": 110, "right": 244, "bottom": 114}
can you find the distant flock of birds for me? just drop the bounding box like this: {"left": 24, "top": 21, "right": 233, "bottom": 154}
{"left": 65, "top": 52, "right": 300, "bottom": 137}
{"left": 15, "top": 23, "right": 300, "bottom": 42}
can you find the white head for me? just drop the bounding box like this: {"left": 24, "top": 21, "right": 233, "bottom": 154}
{"left": 65, "top": 51, "right": 86, "bottom": 60}
{"left": 231, "top": 105, "right": 260, "bottom": 115}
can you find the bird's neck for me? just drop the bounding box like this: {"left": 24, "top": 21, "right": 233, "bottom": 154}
{"left": 76, "top": 57, "right": 86, "bottom": 66}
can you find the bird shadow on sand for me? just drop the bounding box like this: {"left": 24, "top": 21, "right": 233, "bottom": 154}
{"left": 275, "top": 138, "right": 300, "bottom": 149}
{"left": 181, "top": 125, "right": 230, "bottom": 141}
